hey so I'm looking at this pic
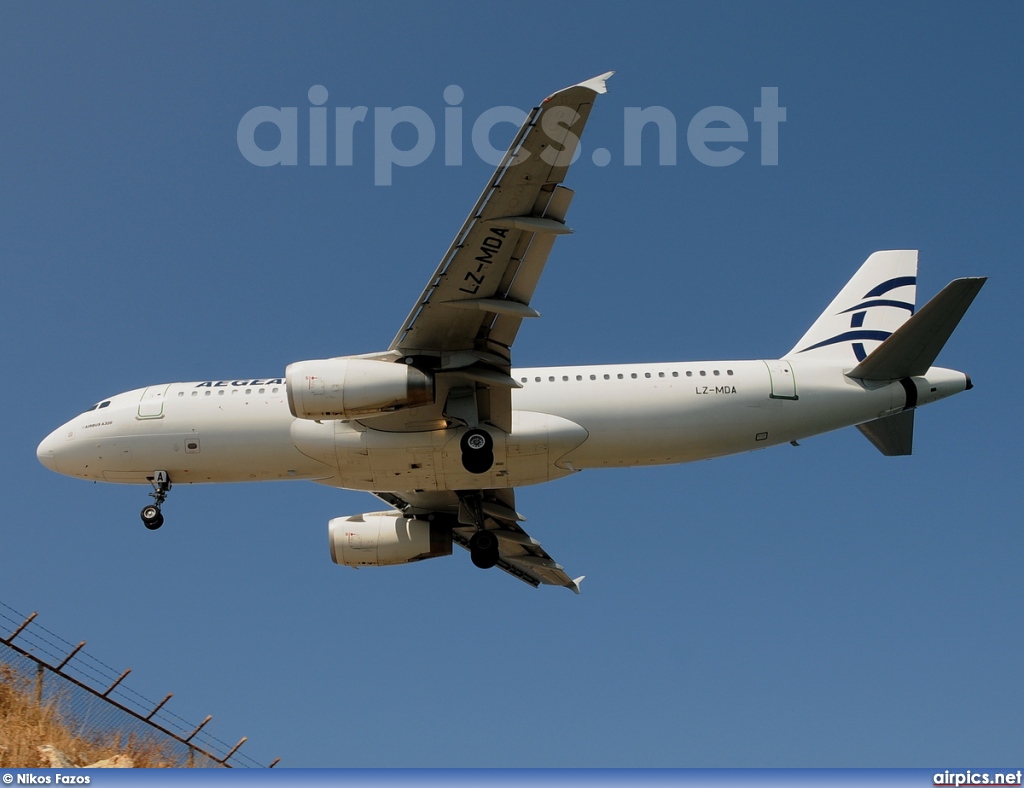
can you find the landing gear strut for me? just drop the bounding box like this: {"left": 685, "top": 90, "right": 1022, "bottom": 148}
{"left": 460, "top": 492, "right": 500, "bottom": 569}
{"left": 141, "top": 471, "right": 171, "bottom": 530}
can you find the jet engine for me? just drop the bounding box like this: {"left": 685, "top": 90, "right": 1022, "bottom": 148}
{"left": 329, "top": 512, "right": 452, "bottom": 567}
{"left": 286, "top": 358, "right": 432, "bottom": 420}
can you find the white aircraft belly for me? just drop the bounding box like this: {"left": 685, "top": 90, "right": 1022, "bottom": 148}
{"left": 294, "top": 410, "right": 587, "bottom": 492}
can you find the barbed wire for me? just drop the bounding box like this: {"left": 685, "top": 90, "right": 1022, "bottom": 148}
{"left": 0, "top": 600, "right": 276, "bottom": 768}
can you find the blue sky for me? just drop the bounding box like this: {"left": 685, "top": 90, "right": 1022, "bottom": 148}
{"left": 2, "top": 0, "right": 1022, "bottom": 768}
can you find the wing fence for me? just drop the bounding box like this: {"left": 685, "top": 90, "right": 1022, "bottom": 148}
{"left": 0, "top": 600, "right": 278, "bottom": 768}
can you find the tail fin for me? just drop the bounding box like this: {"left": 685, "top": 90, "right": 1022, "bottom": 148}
{"left": 785, "top": 250, "right": 918, "bottom": 366}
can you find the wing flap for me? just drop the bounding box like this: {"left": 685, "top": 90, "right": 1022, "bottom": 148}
{"left": 488, "top": 185, "right": 574, "bottom": 350}
{"left": 373, "top": 489, "right": 583, "bottom": 593}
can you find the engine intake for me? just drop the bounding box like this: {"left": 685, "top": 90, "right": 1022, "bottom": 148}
{"left": 286, "top": 358, "right": 432, "bottom": 420}
{"left": 329, "top": 512, "right": 452, "bottom": 567}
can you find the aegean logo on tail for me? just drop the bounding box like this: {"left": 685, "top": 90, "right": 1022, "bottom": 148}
{"left": 797, "top": 276, "right": 917, "bottom": 361}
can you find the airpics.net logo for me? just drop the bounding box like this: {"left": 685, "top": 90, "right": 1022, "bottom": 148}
{"left": 236, "top": 85, "right": 786, "bottom": 185}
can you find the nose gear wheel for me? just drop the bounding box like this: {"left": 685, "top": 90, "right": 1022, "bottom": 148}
{"left": 141, "top": 471, "right": 171, "bottom": 530}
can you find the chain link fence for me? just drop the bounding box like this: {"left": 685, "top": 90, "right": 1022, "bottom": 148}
{"left": 0, "top": 600, "right": 278, "bottom": 768}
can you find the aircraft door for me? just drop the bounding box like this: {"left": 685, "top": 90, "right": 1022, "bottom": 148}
{"left": 764, "top": 360, "right": 798, "bottom": 400}
{"left": 138, "top": 385, "right": 170, "bottom": 419}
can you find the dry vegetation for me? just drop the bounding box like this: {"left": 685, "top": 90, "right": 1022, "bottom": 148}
{"left": 0, "top": 662, "right": 186, "bottom": 768}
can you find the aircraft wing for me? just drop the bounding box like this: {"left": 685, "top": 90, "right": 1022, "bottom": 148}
{"left": 373, "top": 489, "right": 584, "bottom": 593}
{"left": 387, "top": 72, "right": 613, "bottom": 432}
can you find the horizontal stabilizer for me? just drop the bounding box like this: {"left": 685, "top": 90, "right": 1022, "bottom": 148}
{"left": 848, "top": 277, "right": 986, "bottom": 381}
{"left": 857, "top": 410, "right": 915, "bottom": 456}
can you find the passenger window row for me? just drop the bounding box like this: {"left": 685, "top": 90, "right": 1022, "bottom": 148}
{"left": 178, "top": 387, "right": 281, "bottom": 397}
{"left": 519, "top": 369, "right": 735, "bottom": 384}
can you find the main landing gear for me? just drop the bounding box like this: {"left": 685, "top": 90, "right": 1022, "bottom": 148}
{"left": 469, "top": 529, "right": 499, "bottom": 569}
{"left": 141, "top": 471, "right": 171, "bottom": 530}
{"left": 460, "top": 493, "right": 500, "bottom": 569}
{"left": 460, "top": 428, "right": 494, "bottom": 474}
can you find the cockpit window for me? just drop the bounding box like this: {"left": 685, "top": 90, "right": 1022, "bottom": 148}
{"left": 85, "top": 400, "right": 111, "bottom": 412}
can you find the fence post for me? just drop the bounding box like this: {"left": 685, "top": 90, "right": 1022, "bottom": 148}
{"left": 222, "top": 737, "right": 247, "bottom": 764}
{"left": 6, "top": 611, "right": 37, "bottom": 644}
{"left": 56, "top": 641, "right": 86, "bottom": 671}
{"left": 36, "top": 662, "right": 44, "bottom": 705}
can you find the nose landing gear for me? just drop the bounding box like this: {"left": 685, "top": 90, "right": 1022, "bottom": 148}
{"left": 141, "top": 505, "right": 163, "bottom": 530}
{"left": 141, "top": 471, "right": 171, "bottom": 530}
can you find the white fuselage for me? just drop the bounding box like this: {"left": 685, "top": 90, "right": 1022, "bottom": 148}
{"left": 36, "top": 359, "right": 969, "bottom": 494}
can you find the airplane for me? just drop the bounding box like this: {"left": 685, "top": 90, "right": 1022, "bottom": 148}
{"left": 36, "top": 72, "right": 985, "bottom": 593}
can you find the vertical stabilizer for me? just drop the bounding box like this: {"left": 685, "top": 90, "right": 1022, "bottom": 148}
{"left": 785, "top": 250, "right": 918, "bottom": 366}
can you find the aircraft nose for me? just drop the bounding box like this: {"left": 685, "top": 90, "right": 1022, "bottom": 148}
{"left": 37, "top": 429, "right": 63, "bottom": 472}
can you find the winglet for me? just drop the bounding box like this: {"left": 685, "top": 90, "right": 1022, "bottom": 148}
{"left": 546, "top": 71, "right": 614, "bottom": 101}
{"left": 575, "top": 71, "right": 614, "bottom": 95}
{"left": 568, "top": 575, "right": 586, "bottom": 595}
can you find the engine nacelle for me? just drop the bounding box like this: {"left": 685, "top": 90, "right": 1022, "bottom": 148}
{"left": 329, "top": 512, "right": 452, "bottom": 567}
{"left": 286, "top": 358, "right": 432, "bottom": 420}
